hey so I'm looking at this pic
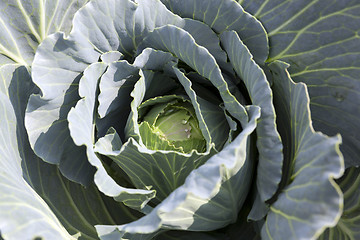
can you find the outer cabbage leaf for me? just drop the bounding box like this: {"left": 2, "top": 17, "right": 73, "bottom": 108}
{"left": 262, "top": 61, "right": 344, "bottom": 240}
{"left": 96, "top": 59, "right": 141, "bottom": 138}
{"left": 0, "top": 0, "right": 88, "bottom": 65}
{"left": 220, "top": 30, "right": 283, "bottom": 206}
{"left": 242, "top": 0, "right": 360, "bottom": 167}
{"left": 1, "top": 63, "right": 145, "bottom": 240}
{"left": 24, "top": 0, "right": 138, "bottom": 186}
{"left": 0, "top": 64, "right": 74, "bottom": 240}
{"left": 67, "top": 62, "right": 156, "bottom": 211}
{"left": 160, "top": 0, "right": 269, "bottom": 64}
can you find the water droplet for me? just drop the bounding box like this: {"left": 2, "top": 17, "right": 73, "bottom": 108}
{"left": 333, "top": 92, "right": 345, "bottom": 102}
{"left": 184, "top": 129, "right": 189, "bottom": 132}
{"left": 181, "top": 120, "right": 188, "bottom": 124}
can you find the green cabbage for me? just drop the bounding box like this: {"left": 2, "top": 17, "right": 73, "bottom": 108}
{"left": 0, "top": 0, "right": 359, "bottom": 239}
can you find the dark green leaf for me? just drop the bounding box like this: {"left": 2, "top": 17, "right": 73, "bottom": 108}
{"left": 0, "top": 64, "right": 142, "bottom": 240}
{"left": 25, "top": 32, "right": 98, "bottom": 186}
{"left": 0, "top": 64, "right": 74, "bottom": 240}
{"left": 220, "top": 30, "right": 283, "bottom": 204}
{"left": 160, "top": 0, "right": 269, "bottom": 63}
{"left": 68, "top": 62, "right": 156, "bottom": 210}
{"left": 0, "top": 0, "right": 89, "bottom": 65}
{"left": 242, "top": 0, "right": 360, "bottom": 167}
{"left": 262, "top": 60, "right": 344, "bottom": 240}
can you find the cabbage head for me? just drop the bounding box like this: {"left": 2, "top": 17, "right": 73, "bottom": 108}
{"left": 1, "top": 0, "right": 360, "bottom": 239}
